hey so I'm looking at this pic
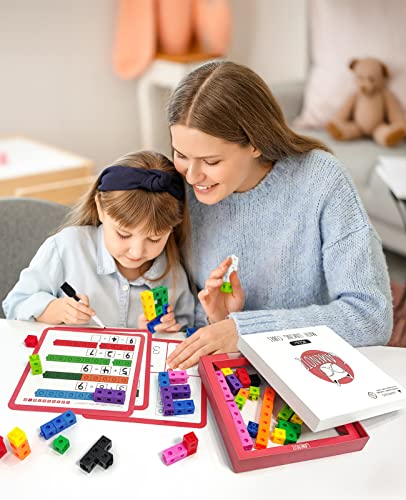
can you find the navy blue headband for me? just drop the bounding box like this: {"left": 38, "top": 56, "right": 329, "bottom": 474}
{"left": 97, "top": 165, "right": 185, "bottom": 201}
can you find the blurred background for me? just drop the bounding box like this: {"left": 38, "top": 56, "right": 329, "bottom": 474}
{"left": 0, "top": 0, "right": 306, "bottom": 166}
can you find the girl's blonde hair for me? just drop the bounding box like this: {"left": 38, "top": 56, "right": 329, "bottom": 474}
{"left": 63, "top": 151, "right": 190, "bottom": 283}
{"left": 168, "top": 60, "right": 330, "bottom": 161}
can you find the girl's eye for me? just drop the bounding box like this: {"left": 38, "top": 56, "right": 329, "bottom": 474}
{"left": 117, "top": 232, "right": 131, "bottom": 240}
{"left": 204, "top": 159, "right": 220, "bottom": 166}
{"left": 148, "top": 238, "right": 162, "bottom": 244}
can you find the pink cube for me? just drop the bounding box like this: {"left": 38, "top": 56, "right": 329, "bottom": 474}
{"left": 168, "top": 369, "right": 189, "bottom": 385}
{"left": 227, "top": 401, "right": 253, "bottom": 451}
{"left": 162, "top": 442, "right": 188, "bottom": 465}
{"left": 215, "top": 370, "right": 234, "bottom": 401}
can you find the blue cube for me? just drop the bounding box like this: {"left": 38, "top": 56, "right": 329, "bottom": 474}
{"left": 158, "top": 371, "right": 170, "bottom": 386}
{"left": 147, "top": 314, "right": 163, "bottom": 333}
{"left": 173, "top": 400, "right": 195, "bottom": 415}
{"left": 40, "top": 410, "right": 77, "bottom": 440}
{"left": 247, "top": 421, "right": 259, "bottom": 438}
{"left": 185, "top": 327, "right": 197, "bottom": 338}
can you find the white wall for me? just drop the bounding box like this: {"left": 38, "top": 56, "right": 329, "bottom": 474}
{"left": 229, "top": 0, "right": 308, "bottom": 84}
{"left": 0, "top": 0, "right": 307, "bottom": 168}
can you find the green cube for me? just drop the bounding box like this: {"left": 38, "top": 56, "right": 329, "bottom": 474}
{"left": 29, "top": 354, "right": 43, "bottom": 375}
{"left": 235, "top": 395, "right": 246, "bottom": 410}
{"left": 152, "top": 286, "right": 168, "bottom": 306}
{"left": 221, "top": 282, "right": 233, "bottom": 293}
{"left": 53, "top": 435, "right": 70, "bottom": 454}
{"left": 284, "top": 430, "right": 299, "bottom": 444}
{"left": 276, "top": 419, "right": 302, "bottom": 438}
{"left": 248, "top": 386, "right": 260, "bottom": 400}
{"left": 277, "top": 404, "right": 294, "bottom": 422}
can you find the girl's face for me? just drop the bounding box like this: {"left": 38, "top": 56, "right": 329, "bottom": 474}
{"left": 96, "top": 199, "right": 171, "bottom": 280}
{"left": 170, "top": 124, "right": 268, "bottom": 205}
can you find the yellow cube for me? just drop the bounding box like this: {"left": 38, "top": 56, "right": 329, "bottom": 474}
{"left": 140, "top": 290, "right": 157, "bottom": 320}
{"left": 7, "top": 427, "right": 27, "bottom": 448}
{"left": 220, "top": 367, "right": 233, "bottom": 376}
{"left": 290, "top": 413, "right": 304, "bottom": 425}
{"left": 270, "top": 428, "right": 286, "bottom": 445}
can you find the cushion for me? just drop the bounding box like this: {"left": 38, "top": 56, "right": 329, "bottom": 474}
{"left": 294, "top": 0, "right": 406, "bottom": 129}
{"left": 294, "top": 127, "right": 406, "bottom": 232}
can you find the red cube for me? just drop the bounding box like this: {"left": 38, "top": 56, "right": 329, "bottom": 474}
{"left": 182, "top": 432, "right": 198, "bottom": 456}
{"left": 24, "top": 335, "right": 38, "bottom": 348}
{"left": 235, "top": 368, "right": 251, "bottom": 388}
{"left": 0, "top": 436, "right": 7, "bottom": 459}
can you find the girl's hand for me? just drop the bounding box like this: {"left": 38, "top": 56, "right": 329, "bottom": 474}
{"left": 137, "top": 305, "right": 181, "bottom": 333}
{"left": 198, "top": 257, "right": 245, "bottom": 323}
{"left": 36, "top": 294, "right": 95, "bottom": 325}
{"left": 137, "top": 314, "right": 148, "bottom": 331}
{"left": 166, "top": 318, "right": 238, "bottom": 369}
{"left": 154, "top": 305, "right": 181, "bottom": 333}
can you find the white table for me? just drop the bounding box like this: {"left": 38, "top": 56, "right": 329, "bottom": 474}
{"left": 1, "top": 319, "right": 405, "bottom": 500}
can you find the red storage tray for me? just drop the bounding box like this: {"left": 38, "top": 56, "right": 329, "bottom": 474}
{"left": 199, "top": 352, "right": 369, "bottom": 473}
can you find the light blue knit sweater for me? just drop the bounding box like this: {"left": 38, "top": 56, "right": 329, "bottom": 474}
{"left": 189, "top": 150, "right": 393, "bottom": 347}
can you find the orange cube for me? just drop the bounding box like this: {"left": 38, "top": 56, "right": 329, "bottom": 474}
{"left": 10, "top": 439, "right": 31, "bottom": 460}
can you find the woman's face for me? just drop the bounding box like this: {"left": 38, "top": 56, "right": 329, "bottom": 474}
{"left": 171, "top": 124, "right": 266, "bottom": 205}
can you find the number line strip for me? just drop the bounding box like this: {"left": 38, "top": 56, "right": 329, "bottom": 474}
{"left": 35, "top": 389, "right": 94, "bottom": 400}
{"left": 99, "top": 343, "right": 135, "bottom": 351}
{"left": 53, "top": 339, "right": 98, "bottom": 348}
{"left": 46, "top": 354, "right": 110, "bottom": 365}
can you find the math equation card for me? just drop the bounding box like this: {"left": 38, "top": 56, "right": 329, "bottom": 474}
{"left": 86, "top": 337, "right": 207, "bottom": 428}
{"left": 9, "top": 326, "right": 150, "bottom": 419}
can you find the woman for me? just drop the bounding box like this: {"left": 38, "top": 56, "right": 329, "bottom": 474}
{"left": 166, "top": 61, "right": 392, "bottom": 370}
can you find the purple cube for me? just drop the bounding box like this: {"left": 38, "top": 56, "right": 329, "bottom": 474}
{"left": 160, "top": 386, "right": 173, "bottom": 404}
{"left": 225, "top": 374, "right": 243, "bottom": 395}
{"left": 93, "top": 388, "right": 126, "bottom": 404}
{"left": 163, "top": 400, "right": 175, "bottom": 416}
{"left": 170, "top": 384, "right": 191, "bottom": 399}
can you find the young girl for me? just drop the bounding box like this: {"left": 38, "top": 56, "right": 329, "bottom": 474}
{"left": 166, "top": 60, "right": 393, "bottom": 370}
{"left": 3, "top": 151, "right": 195, "bottom": 332}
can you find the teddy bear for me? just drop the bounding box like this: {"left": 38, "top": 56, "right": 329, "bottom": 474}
{"left": 326, "top": 57, "right": 406, "bottom": 147}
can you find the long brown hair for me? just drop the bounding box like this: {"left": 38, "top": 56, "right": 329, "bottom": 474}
{"left": 168, "top": 60, "right": 330, "bottom": 162}
{"left": 63, "top": 151, "right": 191, "bottom": 283}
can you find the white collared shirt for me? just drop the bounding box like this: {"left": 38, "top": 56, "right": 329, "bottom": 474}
{"left": 2, "top": 225, "right": 195, "bottom": 329}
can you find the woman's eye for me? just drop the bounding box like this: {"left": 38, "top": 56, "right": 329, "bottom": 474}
{"left": 204, "top": 159, "right": 220, "bottom": 166}
{"left": 117, "top": 232, "right": 131, "bottom": 240}
{"left": 175, "top": 151, "right": 186, "bottom": 159}
{"left": 148, "top": 238, "right": 161, "bottom": 244}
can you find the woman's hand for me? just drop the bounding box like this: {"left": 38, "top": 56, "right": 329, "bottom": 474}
{"left": 35, "top": 294, "right": 95, "bottom": 325}
{"left": 137, "top": 305, "right": 181, "bottom": 333}
{"left": 166, "top": 318, "right": 238, "bottom": 369}
{"left": 198, "top": 257, "right": 245, "bottom": 323}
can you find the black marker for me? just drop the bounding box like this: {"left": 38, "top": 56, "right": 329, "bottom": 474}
{"left": 61, "top": 282, "right": 105, "bottom": 328}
